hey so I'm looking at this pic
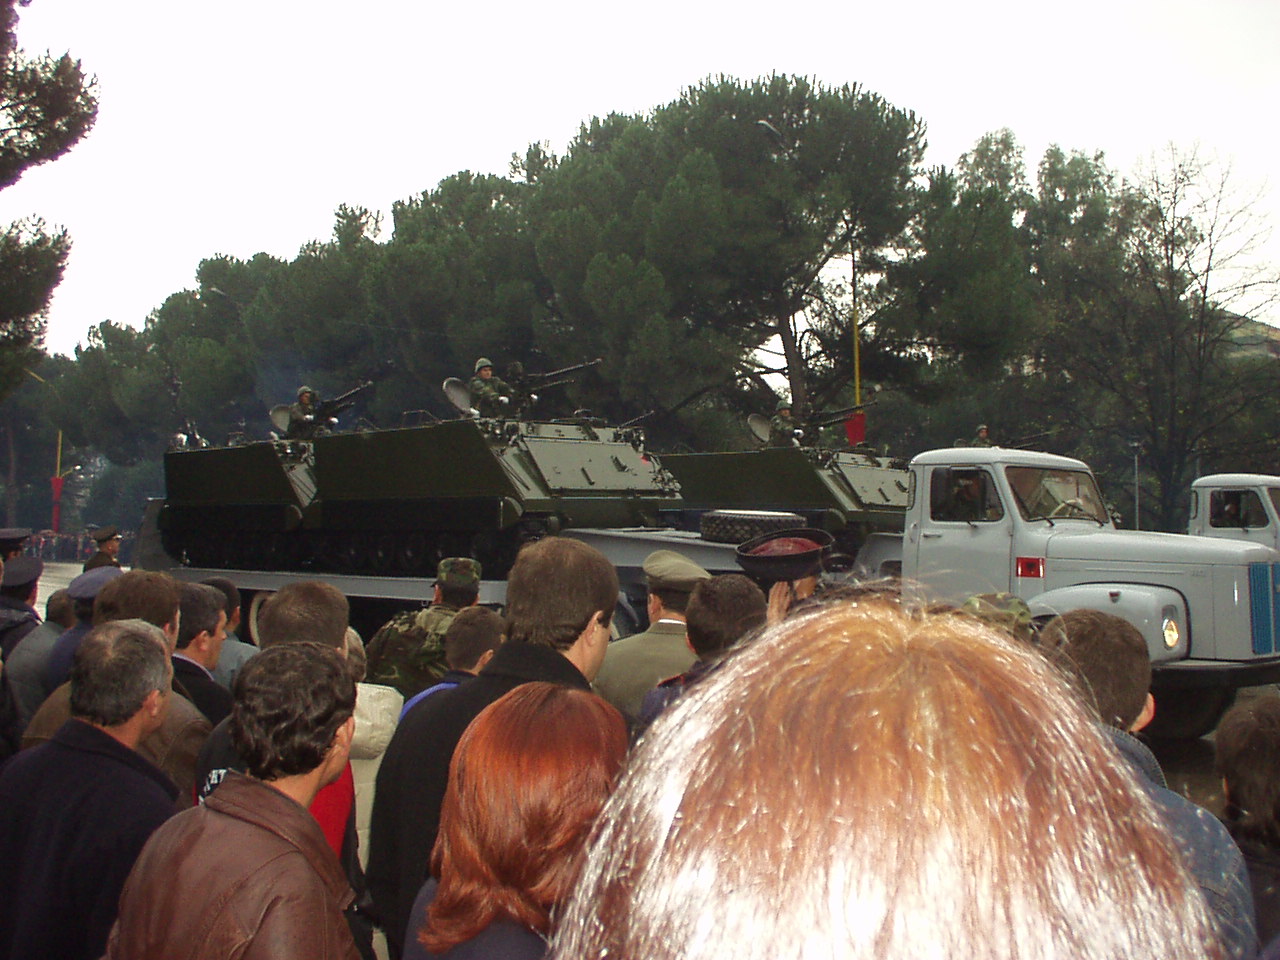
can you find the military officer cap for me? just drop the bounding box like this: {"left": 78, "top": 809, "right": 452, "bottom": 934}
{"left": 0, "top": 527, "right": 31, "bottom": 549}
{"left": 642, "top": 550, "right": 711, "bottom": 594}
{"left": 437, "top": 557, "right": 481, "bottom": 587}
{"left": 67, "top": 565, "right": 124, "bottom": 601}
{"left": 474, "top": 357, "right": 494, "bottom": 373}
{"left": 91, "top": 525, "right": 122, "bottom": 543}
{"left": 1, "top": 556, "right": 42, "bottom": 590}
{"left": 735, "top": 528, "right": 834, "bottom": 583}
{"left": 776, "top": 399, "right": 791, "bottom": 412}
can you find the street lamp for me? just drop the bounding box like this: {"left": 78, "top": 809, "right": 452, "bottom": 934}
{"left": 1129, "top": 439, "right": 1142, "bottom": 530}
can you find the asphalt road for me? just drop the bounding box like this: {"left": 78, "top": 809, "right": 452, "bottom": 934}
{"left": 26, "top": 559, "right": 1268, "bottom": 816}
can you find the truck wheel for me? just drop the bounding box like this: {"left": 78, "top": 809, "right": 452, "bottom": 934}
{"left": 700, "top": 510, "right": 805, "bottom": 545}
{"left": 1145, "top": 688, "right": 1237, "bottom": 741}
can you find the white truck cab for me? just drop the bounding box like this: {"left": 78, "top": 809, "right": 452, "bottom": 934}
{"left": 1189, "top": 473, "right": 1280, "bottom": 553}
{"left": 857, "top": 447, "right": 1280, "bottom": 738}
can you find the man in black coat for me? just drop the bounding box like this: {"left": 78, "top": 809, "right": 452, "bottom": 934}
{"left": 171, "top": 583, "right": 232, "bottom": 726}
{"left": 367, "top": 537, "right": 618, "bottom": 958}
{"left": 0, "top": 619, "right": 178, "bottom": 960}
{"left": 0, "top": 556, "right": 42, "bottom": 659}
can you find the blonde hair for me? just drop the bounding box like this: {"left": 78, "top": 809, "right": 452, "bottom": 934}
{"left": 551, "top": 601, "right": 1217, "bottom": 960}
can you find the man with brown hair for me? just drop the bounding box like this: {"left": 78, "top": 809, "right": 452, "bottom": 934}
{"left": 369, "top": 536, "right": 618, "bottom": 957}
{"left": 104, "top": 643, "right": 360, "bottom": 960}
{"left": 1047, "top": 608, "right": 1256, "bottom": 960}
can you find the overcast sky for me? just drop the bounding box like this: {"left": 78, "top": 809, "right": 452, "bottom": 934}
{"left": 3, "top": 0, "right": 1278, "bottom": 357}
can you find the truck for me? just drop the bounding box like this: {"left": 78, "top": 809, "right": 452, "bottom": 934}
{"left": 1188, "top": 473, "right": 1280, "bottom": 552}
{"left": 855, "top": 447, "right": 1280, "bottom": 739}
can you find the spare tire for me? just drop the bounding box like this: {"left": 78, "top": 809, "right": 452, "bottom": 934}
{"left": 700, "top": 510, "right": 806, "bottom": 545}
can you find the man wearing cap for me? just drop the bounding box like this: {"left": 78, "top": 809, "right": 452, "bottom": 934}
{"left": 736, "top": 528, "right": 832, "bottom": 624}
{"left": 5, "top": 589, "right": 72, "bottom": 728}
{"left": 768, "top": 400, "right": 802, "bottom": 447}
{"left": 0, "top": 556, "right": 41, "bottom": 660}
{"left": 0, "top": 527, "right": 30, "bottom": 563}
{"left": 468, "top": 358, "right": 514, "bottom": 419}
{"left": 594, "top": 549, "right": 710, "bottom": 722}
{"left": 366, "top": 558, "right": 481, "bottom": 699}
{"left": 84, "top": 525, "right": 123, "bottom": 572}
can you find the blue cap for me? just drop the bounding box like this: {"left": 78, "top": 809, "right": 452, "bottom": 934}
{"left": 67, "top": 565, "right": 124, "bottom": 601}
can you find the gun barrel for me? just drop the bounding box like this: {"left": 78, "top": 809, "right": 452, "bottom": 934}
{"left": 533, "top": 357, "right": 603, "bottom": 382}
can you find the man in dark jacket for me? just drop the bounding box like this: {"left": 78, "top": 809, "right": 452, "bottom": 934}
{"left": 1047, "top": 609, "right": 1257, "bottom": 960}
{"left": 0, "top": 620, "right": 178, "bottom": 960}
{"left": 172, "top": 582, "right": 232, "bottom": 726}
{"left": 83, "top": 525, "right": 123, "bottom": 572}
{"left": 104, "top": 642, "right": 360, "bottom": 960}
{"left": 368, "top": 536, "right": 617, "bottom": 957}
{"left": 0, "top": 556, "right": 41, "bottom": 659}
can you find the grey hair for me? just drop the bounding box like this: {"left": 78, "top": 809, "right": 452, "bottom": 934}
{"left": 550, "top": 600, "right": 1218, "bottom": 960}
{"left": 70, "top": 619, "right": 170, "bottom": 727}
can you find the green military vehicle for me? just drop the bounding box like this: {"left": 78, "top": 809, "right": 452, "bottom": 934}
{"left": 660, "top": 413, "right": 910, "bottom": 556}
{"left": 157, "top": 415, "right": 684, "bottom": 581}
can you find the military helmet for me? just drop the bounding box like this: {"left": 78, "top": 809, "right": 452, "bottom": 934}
{"left": 298, "top": 385, "right": 314, "bottom": 399}
{"left": 474, "top": 357, "right": 494, "bottom": 374}
{"left": 776, "top": 399, "right": 792, "bottom": 412}
{"left": 976, "top": 423, "right": 988, "bottom": 432}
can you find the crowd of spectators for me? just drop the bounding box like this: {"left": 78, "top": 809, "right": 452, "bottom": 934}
{"left": 0, "top": 533, "right": 1277, "bottom": 960}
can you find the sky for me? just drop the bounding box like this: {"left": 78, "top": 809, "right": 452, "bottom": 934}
{"left": 3, "top": 0, "right": 1278, "bottom": 357}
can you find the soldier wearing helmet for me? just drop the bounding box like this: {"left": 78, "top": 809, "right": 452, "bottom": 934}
{"left": 286, "top": 386, "right": 319, "bottom": 440}
{"left": 468, "top": 358, "right": 515, "bottom": 419}
{"left": 768, "top": 399, "right": 802, "bottom": 447}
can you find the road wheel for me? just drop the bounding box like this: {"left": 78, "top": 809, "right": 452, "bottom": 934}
{"left": 699, "top": 510, "right": 805, "bottom": 545}
{"left": 1145, "top": 687, "right": 1237, "bottom": 741}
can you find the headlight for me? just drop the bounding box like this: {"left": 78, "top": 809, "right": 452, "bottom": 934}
{"left": 1162, "top": 616, "right": 1181, "bottom": 649}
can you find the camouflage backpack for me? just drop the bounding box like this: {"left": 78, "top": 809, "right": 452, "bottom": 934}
{"left": 365, "top": 604, "right": 458, "bottom": 698}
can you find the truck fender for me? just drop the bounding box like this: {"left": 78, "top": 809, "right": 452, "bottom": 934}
{"left": 1027, "top": 584, "right": 1188, "bottom": 664}
{"left": 854, "top": 532, "right": 904, "bottom": 579}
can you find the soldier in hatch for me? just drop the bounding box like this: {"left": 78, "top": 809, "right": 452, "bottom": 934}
{"left": 769, "top": 400, "right": 802, "bottom": 447}
{"left": 364, "top": 558, "right": 481, "bottom": 699}
{"left": 468, "top": 358, "right": 515, "bottom": 419}
{"left": 285, "top": 386, "right": 320, "bottom": 440}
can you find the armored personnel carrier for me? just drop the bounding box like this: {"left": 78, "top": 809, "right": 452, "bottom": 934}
{"left": 158, "top": 415, "right": 683, "bottom": 580}
{"left": 660, "top": 414, "right": 910, "bottom": 555}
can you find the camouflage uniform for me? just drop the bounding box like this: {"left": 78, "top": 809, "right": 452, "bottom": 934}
{"left": 468, "top": 374, "right": 515, "bottom": 419}
{"left": 364, "top": 604, "right": 457, "bottom": 698}
{"left": 364, "top": 556, "right": 482, "bottom": 698}
{"left": 769, "top": 413, "right": 800, "bottom": 447}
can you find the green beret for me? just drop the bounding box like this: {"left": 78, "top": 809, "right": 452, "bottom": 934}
{"left": 643, "top": 549, "right": 711, "bottom": 593}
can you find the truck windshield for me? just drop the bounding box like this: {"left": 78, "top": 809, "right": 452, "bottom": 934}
{"left": 1005, "top": 467, "right": 1108, "bottom": 523}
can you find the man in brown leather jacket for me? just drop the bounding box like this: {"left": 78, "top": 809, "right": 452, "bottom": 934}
{"left": 105, "top": 642, "right": 360, "bottom": 959}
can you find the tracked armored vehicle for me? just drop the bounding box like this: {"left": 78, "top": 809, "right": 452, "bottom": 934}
{"left": 158, "top": 416, "right": 683, "bottom": 580}
{"left": 661, "top": 442, "right": 910, "bottom": 555}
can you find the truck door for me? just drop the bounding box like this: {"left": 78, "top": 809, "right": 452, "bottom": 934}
{"left": 913, "top": 466, "right": 1013, "bottom": 601}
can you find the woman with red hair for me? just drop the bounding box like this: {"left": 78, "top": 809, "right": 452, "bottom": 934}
{"left": 404, "top": 682, "right": 627, "bottom": 960}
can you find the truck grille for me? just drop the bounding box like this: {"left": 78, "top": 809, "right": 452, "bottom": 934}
{"left": 1248, "top": 562, "right": 1280, "bottom": 655}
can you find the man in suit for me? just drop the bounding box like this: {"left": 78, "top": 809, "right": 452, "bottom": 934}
{"left": 172, "top": 583, "right": 232, "bottom": 726}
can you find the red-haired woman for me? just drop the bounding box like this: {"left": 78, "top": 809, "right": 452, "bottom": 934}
{"left": 404, "top": 682, "right": 627, "bottom": 960}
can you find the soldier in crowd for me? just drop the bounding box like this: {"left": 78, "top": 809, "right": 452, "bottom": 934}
{"left": 468, "top": 358, "right": 514, "bottom": 418}
{"left": 594, "top": 549, "right": 710, "bottom": 723}
{"left": 637, "top": 573, "right": 767, "bottom": 732}
{"left": 399, "top": 606, "right": 504, "bottom": 720}
{"left": 0, "top": 527, "right": 30, "bottom": 563}
{"left": 0, "top": 557, "right": 42, "bottom": 660}
{"left": 4, "top": 588, "right": 73, "bottom": 728}
{"left": 83, "top": 526, "right": 124, "bottom": 572}
{"left": 286, "top": 385, "right": 320, "bottom": 440}
{"left": 768, "top": 400, "right": 801, "bottom": 447}
{"left": 366, "top": 558, "right": 481, "bottom": 700}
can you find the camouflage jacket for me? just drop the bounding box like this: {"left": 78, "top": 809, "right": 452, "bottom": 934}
{"left": 468, "top": 375, "right": 514, "bottom": 418}
{"left": 365, "top": 604, "right": 458, "bottom": 698}
{"left": 769, "top": 414, "right": 799, "bottom": 447}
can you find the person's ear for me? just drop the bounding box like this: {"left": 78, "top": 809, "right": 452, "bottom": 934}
{"left": 1130, "top": 693, "right": 1156, "bottom": 733}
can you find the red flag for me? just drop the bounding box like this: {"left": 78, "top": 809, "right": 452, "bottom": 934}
{"left": 845, "top": 409, "right": 866, "bottom": 446}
